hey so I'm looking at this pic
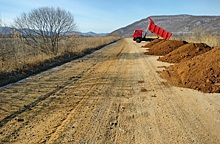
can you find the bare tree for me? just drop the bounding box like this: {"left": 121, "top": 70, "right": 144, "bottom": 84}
{"left": 0, "top": 16, "right": 1, "bottom": 27}
{"left": 14, "top": 7, "right": 77, "bottom": 55}
{"left": 0, "top": 16, "right": 2, "bottom": 37}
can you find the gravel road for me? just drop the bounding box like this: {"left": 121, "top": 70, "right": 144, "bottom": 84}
{"left": 0, "top": 38, "right": 220, "bottom": 144}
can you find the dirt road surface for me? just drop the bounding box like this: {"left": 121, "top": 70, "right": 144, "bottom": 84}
{"left": 0, "top": 38, "right": 220, "bottom": 144}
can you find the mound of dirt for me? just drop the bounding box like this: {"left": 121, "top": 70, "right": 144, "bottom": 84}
{"left": 141, "top": 39, "right": 164, "bottom": 48}
{"left": 160, "top": 46, "right": 220, "bottom": 93}
{"left": 158, "top": 43, "right": 212, "bottom": 63}
{"left": 145, "top": 40, "right": 188, "bottom": 56}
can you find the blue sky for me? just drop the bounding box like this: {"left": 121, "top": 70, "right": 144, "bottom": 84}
{"left": 0, "top": 0, "right": 220, "bottom": 33}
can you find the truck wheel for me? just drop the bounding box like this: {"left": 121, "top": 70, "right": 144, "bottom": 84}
{"left": 136, "top": 38, "right": 141, "bottom": 43}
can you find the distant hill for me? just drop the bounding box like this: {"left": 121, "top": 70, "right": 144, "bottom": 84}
{"left": 0, "top": 27, "right": 108, "bottom": 37}
{"left": 82, "top": 32, "right": 108, "bottom": 36}
{"left": 110, "top": 15, "right": 220, "bottom": 37}
{"left": 71, "top": 31, "right": 108, "bottom": 36}
{"left": 0, "top": 27, "right": 15, "bottom": 35}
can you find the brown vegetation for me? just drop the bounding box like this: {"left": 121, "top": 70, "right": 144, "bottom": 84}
{"left": 0, "top": 35, "right": 120, "bottom": 86}
{"left": 173, "top": 34, "right": 220, "bottom": 47}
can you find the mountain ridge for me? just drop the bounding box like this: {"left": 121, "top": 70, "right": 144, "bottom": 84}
{"left": 110, "top": 14, "right": 220, "bottom": 37}
{"left": 0, "top": 27, "right": 108, "bottom": 37}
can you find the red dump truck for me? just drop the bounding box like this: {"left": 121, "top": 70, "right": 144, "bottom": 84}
{"left": 133, "top": 17, "right": 172, "bottom": 43}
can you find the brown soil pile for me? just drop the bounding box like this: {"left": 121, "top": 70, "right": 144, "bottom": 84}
{"left": 142, "top": 39, "right": 164, "bottom": 48}
{"left": 145, "top": 40, "right": 188, "bottom": 56}
{"left": 158, "top": 43, "right": 212, "bottom": 63}
{"left": 160, "top": 46, "right": 220, "bottom": 93}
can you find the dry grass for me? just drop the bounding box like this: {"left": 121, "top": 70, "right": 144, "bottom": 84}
{"left": 188, "top": 35, "right": 220, "bottom": 47}
{"left": 0, "top": 34, "right": 120, "bottom": 73}
{"left": 172, "top": 34, "right": 220, "bottom": 47}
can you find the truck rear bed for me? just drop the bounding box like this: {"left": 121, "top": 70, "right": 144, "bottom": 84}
{"left": 148, "top": 18, "right": 172, "bottom": 40}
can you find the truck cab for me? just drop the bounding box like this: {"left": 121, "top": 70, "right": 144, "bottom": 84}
{"left": 132, "top": 29, "right": 143, "bottom": 43}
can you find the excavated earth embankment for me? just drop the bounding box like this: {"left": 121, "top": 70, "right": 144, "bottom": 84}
{"left": 143, "top": 40, "right": 187, "bottom": 56}
{"left": 158, "top": 43, "right": 212, "bottom": 63}
{"left": 142, "top": 39, "right": 220, "bottom": 93}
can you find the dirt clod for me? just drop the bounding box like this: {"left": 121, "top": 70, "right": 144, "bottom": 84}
{"left": 17, "top": 118, "right": 24, "bottom": 122}
{"left": 140, "top": 87, "right": 148, "bottom": 92}
{"left": 110, "top": 121, "right": 118, "bottom": 128}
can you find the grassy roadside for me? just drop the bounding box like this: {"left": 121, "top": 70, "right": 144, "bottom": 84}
{"left": 0, "top": 36, "right": 120, "bottom": 87}
{"left": 172, "top": 35, "right": 220, "bottom": 47}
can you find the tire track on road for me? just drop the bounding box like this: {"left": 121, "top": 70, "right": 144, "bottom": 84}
{"left": 0, "top": 40, "right": 122, "bottom": 143}
{"left": 47, "top": 40, "right": 126, "bottom": 144}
